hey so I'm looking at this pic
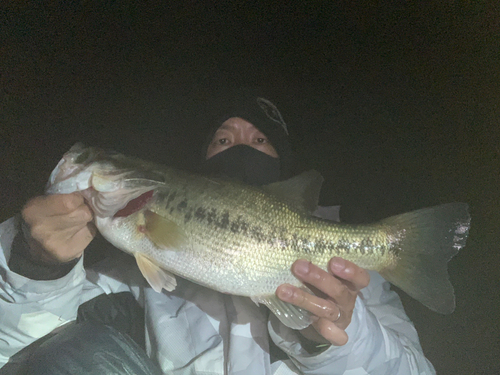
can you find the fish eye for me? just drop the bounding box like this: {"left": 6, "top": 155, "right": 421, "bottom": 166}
{"left": 75, "top": 149, "right": 91, "bottom": 164}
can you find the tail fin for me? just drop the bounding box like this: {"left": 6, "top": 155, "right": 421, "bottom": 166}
{"left": 379, "top": 203, "right": 470, "bottom": 314}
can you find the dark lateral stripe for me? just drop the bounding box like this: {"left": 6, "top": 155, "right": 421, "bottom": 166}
{"left": 315, "top": 239, "right": 327, "bottom": 254}
{"left": 335, "top": 237, "right": 351, "bottom": 254}
{"left": 177, "top": 200, "right": 188, "bottom": 211}
{"left": 360, "top": 238, "right": 374, "bottom": 255}
{"left": 189, "top": 206, "right": 257, "bottom": 237}
{"left": 195, "top": 207, "right": 206, "bottom": 220}
{"left": 184, "top": 209, "right": 193, "bottom": 224}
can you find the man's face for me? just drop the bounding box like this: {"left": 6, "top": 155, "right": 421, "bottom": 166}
{"left": 205, "top": 117, "right": 279, "bottom": 159}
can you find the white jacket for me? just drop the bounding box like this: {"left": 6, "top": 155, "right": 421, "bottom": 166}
{"left": 0, "top": 216, "right": 436, "bottom": 374}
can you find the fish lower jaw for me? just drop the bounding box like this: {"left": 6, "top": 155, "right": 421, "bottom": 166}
{"left": 47, "top": 168, "right": 94, "bottom": 195}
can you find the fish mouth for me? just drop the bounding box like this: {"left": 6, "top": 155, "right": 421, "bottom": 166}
{"left": 46, "top": 144, "right": 104, "bottom": 194}
{"left": 46, "top": 157, "right": 93, "bottom": 194}
{"left": 46, "top": 143, "right": 163, "bottom": 218}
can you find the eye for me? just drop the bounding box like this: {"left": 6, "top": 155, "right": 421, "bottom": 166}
{"left": 75, "top": 149, "right": 91, "bottom": 164}
{"left": 255, "top": 137, "right": 268, "bottom": 144}
{"left": 217, "top": 138, "right": 229, "bottom": 145}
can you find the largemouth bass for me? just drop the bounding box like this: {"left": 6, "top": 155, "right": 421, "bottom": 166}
{"left": 46, "top": 144, "right": 470, "bottom": 329}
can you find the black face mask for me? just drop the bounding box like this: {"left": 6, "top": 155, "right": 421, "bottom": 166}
{"left": 200, "top": 145, "right": 281, "bottom": 186}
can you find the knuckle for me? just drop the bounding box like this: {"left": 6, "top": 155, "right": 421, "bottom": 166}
{"left": 21, "top": 206, "right": 32, "bottom": 222}
{"left": 61, "top": 194, "right": 79, "bottom": 211}
{"left": 39, "top": 235, "right": 57, "bottom": 252}
{"left": 82, "top": 207, "right": 94, "bottom": 221}
{"left": 29, "top": 225, "right": 45, "bottom": 241}
{"left": 330, "top": 283, "right": 349, "bottom": 300}
{"left": 79, "top": 227, "right": 96, "bottom": 245}
{"left": 43, "top": 241, "right": 72, "bottom": 262}
{"left": 21, "top": 199, "right": 40, "bottom": 223}
{"left": 69, "top": 207, "right": 90, "bottom": 222}
{"left": 293, "top": 289, "right": 307, "bottom": 305}
{"left": 317, "top": 271, "right": 331, "bottom": 285}
{"left": 324, "top": 305, "right": 340, "bottom": 321}
{"left": 70, "top": 205, "right": 93, "bottom": 223}
{"left": 306, "top": 268, "right": 333, "bottom": 290}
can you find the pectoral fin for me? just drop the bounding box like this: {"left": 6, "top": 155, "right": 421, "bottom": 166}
{"left": 251, "top": 294, "right": 313, "bottom": 330}
{"left": 135, "top": 253, "right": 177, "bottom": 292}
{"left": 144, "top": 210, "right": 187, "bottom": 249}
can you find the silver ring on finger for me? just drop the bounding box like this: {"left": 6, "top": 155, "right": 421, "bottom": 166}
{"left": 333, "top": 308, "right": 341, "bottom": 323}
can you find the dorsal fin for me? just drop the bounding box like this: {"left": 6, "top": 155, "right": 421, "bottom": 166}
{"left": 261, "top": 170, "right": 324, "bottom": 214}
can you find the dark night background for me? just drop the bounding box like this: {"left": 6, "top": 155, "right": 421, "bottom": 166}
{"left": 1, "top": 1, "right": 499, "bottom": 373}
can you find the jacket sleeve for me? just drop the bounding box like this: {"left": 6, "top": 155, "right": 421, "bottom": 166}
{"left": 268, "top": 271, "right": 436, "bottom": 375}
{"left": 0, "top": 216, "right": 89, "bottom": 367}
{"left": 8, "top": 222, "right": 81, "bottom": 281}
{"left": 0, "top": 216, "right": 147, "bottom": 371}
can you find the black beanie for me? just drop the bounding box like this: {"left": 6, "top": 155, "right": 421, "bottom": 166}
{"left": 199, "top": 88, "right": 296, "bottom": 180}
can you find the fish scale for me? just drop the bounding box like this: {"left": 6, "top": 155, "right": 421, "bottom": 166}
{"left": 136, "top": 184, "right": 393, "bottom": 295}
{"left": 47, "top": 143, "right": 470, "bottom": 330}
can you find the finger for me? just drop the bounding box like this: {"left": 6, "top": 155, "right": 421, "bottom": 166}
{"left": 276, "top": 284, "right": 341, "bottom": 322}
{"left": 60, "top": 193, "right": 87, "bottom": 212}
{"left": 312, "top": 318, "right": 349, "bottom": 346}
{"left": 33, "top": 222, "right": 96, "bottom": 263}
{"left": 29, "top": 205, "right": 93, "bottom": 237}
{"left": 49, "top": 204, "right": 94, "bottom": 230}
{"left": 59, "top": 216, "right": 96, "bottom": 239}
{"left": 63, "top": 203, "right": 94, "bottom": 224}
{"left": 24, "top": 193, "right": 85, "bottom": 219}
{"left": 28, "top": 205, "right": 94, "bottom": 252}
{"left": 291, "top": 259, "right": 362, "bottom": 311}
{"left": 68, "top": 223, "right": 97, "bottom": 250}
{"left": 291, "top": 259, "right": 348, "bottom": 302}
{"left": 329, "top": 257, "right": 370, "bottom": 292}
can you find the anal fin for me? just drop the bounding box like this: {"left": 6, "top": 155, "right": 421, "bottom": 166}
{"left": 251, "top": 294, "right": 313, "bottom": 330}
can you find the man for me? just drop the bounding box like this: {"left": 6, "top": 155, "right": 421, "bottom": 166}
{"left": 0, "top": 90, "right": 436, "bottom": 374}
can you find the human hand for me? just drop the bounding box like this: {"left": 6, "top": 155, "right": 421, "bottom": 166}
{"left": 22, "top": 193, "right": 96, "bottom": 263}
{"left": 276, "top": 257, "right": 370, "bottom": 346}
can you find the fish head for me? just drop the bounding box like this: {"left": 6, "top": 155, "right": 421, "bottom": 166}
{"left": 46, "top": 143, "right": 162, "bottom": 218}
{"left": 47, "top": 143, "right": 102, "bottom": 193}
